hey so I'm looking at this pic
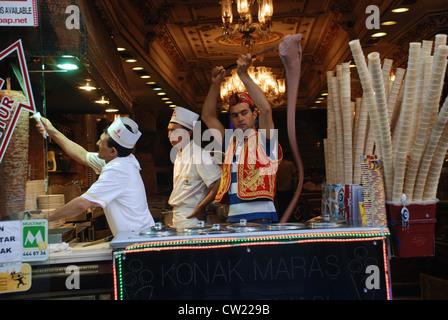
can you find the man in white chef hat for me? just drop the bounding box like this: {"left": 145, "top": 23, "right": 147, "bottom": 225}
{"left": 167, "top": 106, "right": 221, "bottom": 230}
{"left": 36, "top": 116, "right": 155, "bottom": 235}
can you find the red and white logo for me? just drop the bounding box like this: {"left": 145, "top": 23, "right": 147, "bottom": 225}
{"left": 0, "top": 39, "right": 37, "bottom": 163}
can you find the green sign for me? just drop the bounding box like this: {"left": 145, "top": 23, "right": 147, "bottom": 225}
{"left": 22, "top": 220, "right": 48, "bottom": 262}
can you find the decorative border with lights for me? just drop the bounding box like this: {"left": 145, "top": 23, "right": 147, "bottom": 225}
{"left": 112, "top": 228, "right": 391, "bottom": 300}
{"left": 122, "top": 228, "right": 390, "bottom": 251}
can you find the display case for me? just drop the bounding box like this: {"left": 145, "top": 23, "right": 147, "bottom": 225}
{"left": 111, "top": 223, "right": 392, "bottom": 300}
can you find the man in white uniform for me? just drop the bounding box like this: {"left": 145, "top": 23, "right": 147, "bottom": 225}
{"left": 36, "top": 117, "right": 155, "bottom": 235}
{"left": 167, "top": 107, "right": 221, "bottom": 230}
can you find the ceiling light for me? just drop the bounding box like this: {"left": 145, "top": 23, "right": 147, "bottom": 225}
{"left": 381, "top": 20, "right": 397, "bottom": 26}
{"left": 169, "top": 105, "right": 176, "bottom": 108}
{"left": 165, "top": 101, "right": 173, "bottom": 104}
{"left": 315, "top": 100, "right": 322, "bottom": 104}
{"left": 221, "top": 0, "right": 273, "bottom": 49}
{"left": 153, "top": 87, "right": 162, "bottom": 91}
{"left": 220, "top": 66, "right": 285, "bottom": 108}
{"left": 78, "top": 82, "right": 97, "bottom": 91}
{"left": 157, "top": 92, "right": 166, "bottom": 96}
{"left": 95, "top": 96, "right": 110, "bottom": 104}
{"left": 391, "top": 7, "right": 409, "bottom": 13}
{"left": 161, "top": 97, "right": 170, "bottom": 101}
{"left": 140, "top": 75, "right": 151, "bottom": 79}
{"left": 132, "top": 67, "right": 144, "bottom": 71}
{"left": 105, "top": 108, "right": 119, "bottom": 113}
{"left": 117, "top": 47, "right": 126, "bottom": 52}
{"left": 125, "top": 59, "right": 137, "bottom": 63}
{"left": 146, "top": 81, "right": 156, "bottom": 85}
{"left": 321, "top": 93, "right": 328, "bottom": 96}
{"left": 61, "top": 55, "right": 75, "bottom": 58}
{"left": 57, "top": 63, "right": 79, "bottom": 70}
{"left": 371, "top": 32, "right": 387, "bottom": 38}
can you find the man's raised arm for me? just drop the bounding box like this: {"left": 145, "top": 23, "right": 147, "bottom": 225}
{"left": 201, "top": 66, "right": 227, "bottom": 144}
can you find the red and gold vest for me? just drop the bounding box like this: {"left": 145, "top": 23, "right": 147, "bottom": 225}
{"left": 215, "top": 132, "right": 282, "bottom": 202}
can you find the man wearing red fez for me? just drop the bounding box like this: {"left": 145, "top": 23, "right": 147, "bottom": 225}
{"left": 202, "top": 54, "right": 282, "bottom": 224}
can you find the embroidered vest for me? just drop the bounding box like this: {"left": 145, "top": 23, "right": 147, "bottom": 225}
{"left": 215, "top": 132, "right": 282, "bottom": 202}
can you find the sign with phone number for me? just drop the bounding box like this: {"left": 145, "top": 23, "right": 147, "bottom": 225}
{"left": 0, "top": 219, "right": 48, "bottom": 264}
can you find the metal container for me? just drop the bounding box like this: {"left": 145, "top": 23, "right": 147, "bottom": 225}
{"left": 139, "top": 222, "right": 177, "bottom": 237}
{"left": 48, "top": 226, "right": 75, "bottom": 244}
{"left": 226, "top": 219, "right": 264, "bottom": 233}
{"left": 183, "top": 221, "right": 208, "bottom": 235}
{"left": 267, "top": 222, "right": 309, "bottom": 231}
{"left": 310, "top": 220, "right": 346, "bottom": 229}
{"left": 199, "top": 223, "right": 235, "bottom": 235}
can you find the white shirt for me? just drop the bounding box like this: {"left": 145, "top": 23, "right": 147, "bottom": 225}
{"left": 168, "top": 142, "right": 221, "bottom": 230}
{"left": 81, "top": 153, "right": 155, "bottom": 235}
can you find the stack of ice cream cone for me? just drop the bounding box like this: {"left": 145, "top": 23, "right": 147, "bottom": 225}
{"left": 324, "top": 34, "right": 448, "bottom": 204}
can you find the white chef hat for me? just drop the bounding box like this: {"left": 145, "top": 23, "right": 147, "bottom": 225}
{"left": 107, "top": 117, "right": 142, "bottom": 149}
{"left": 169, "top": 106, "right": 199, "bottom": 131}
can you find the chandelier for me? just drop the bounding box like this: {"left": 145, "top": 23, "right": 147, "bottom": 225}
{"left": 220, "top": 65, "right": 286, "bottom": 109}
{"left": 221, "top": 0, "right": 274, "bottom": 48}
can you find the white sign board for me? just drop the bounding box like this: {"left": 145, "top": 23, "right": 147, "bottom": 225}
{"left": 0, "top": 0, "right": 38, "bottom": 27}
{"left": 0, "top": 221, "right": 22, "bottom": 264}
{"left": 0, "top": 219, "right": 48, "bottom": 264}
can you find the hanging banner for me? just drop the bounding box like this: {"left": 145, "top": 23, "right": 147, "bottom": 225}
{"left": 0, "top": 39, "right": 37, "bottom": 164}
{"left": 0, "top": 0, "right": 39, "bottom": 27}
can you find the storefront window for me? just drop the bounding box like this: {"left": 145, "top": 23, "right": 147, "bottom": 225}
{"left": 0, "top": 4, "right": 46, "bottom": 219}
{"left": 0, "top": 1, "right": 117, "bottom": 299}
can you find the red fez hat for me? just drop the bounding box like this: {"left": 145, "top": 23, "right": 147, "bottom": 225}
{"left": 229, "top": 92, "right": 255, "bottom": 109}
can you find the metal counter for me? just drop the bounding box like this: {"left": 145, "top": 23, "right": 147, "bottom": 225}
{"left": 111, "top": 222, "right": 392, "bottom": 300}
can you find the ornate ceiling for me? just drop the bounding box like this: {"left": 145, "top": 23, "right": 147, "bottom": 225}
{"left": 93, "top": 0, "right": 448, "bottom": 114}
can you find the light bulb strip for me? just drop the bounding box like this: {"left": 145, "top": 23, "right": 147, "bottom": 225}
{"left": 123, "top": 229, "right": 390, "bottom": 252}
{"left": 382, "top": 239, "right": 392, "bottom": 300}
{"left": 122, "top": 235, "right": 387, "bottom": 254}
